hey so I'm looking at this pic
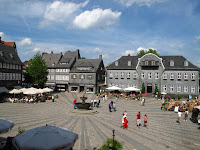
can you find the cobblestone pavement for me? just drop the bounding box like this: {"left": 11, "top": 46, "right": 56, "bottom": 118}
{"left": 0, "top": 92, "right": 200, "bottom": 150}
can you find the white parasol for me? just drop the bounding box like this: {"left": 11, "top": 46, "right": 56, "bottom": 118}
{"left": 106, "top": 86, "right": 122, "bottom": 91}
{"left": 123, "top": 87, "right": 140, "bottom": 92}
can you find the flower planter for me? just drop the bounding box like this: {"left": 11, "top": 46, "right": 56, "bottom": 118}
{"left": 142, "top": 94, "right": 146, "bottom": 97}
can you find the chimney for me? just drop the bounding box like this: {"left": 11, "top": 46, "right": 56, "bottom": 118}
{"left": 51, "top": 51, "right": 53, "bottom": 54}
{"left": 128, "top": 53, "right": 131, "bottom": 56}
{"left": 99, "top": 55, "right": 102, "bottom": 60}
{"left": 0, "top": 37, "right": 1, "bottom": 42}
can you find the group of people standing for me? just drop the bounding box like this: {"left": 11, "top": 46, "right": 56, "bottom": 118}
{"left": 121, "top": 111, "right": 148, "bottom": 129}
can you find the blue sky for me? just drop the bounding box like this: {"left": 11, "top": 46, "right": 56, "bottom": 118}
{"left": 0, "top": 0, "right": 200, "bottom": 67}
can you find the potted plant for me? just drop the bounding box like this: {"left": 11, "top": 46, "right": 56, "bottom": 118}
{"left": 141, "top": 83, "right": 145, "bottom": 96}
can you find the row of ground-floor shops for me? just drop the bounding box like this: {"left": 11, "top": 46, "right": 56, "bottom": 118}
{"left": 46, "top": 82, "right": 104, "bottom": 93}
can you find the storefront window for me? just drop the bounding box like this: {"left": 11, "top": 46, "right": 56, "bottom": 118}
{"left": 71, "top": 87, "right": 78, "bottom": 92}
{"left": 86, "top": 87, "right": 93, "bottom": 93}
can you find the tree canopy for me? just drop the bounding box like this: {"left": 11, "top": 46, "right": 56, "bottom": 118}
{"left": 25, "top": 53, "right": 48, "bottom": 88}
{"left": 137, "top": 49, "right": 159, "bottom": 57}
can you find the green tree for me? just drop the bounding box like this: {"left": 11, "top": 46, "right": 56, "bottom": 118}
{"left": 98, "top": 138, "right": 123, "bottom": 150}
{"left": 26, "top": 53, "right": 48, "bottom": 88}
{"left": 154, "top": 84, "right": 159, "bottom": 95}
{"left": 137, "top": 48, "right": 159, "bottom": 56}
{"left": 141, "top": 82, "right": 145, "bottom": 94}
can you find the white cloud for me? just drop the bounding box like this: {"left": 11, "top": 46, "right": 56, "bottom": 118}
{"left": 137, "top": 47, "right": 157, "bottom": 52}
{"left": 72, "top": 8, "right": 121, "bottom": 29}
{"left": 0, "top": 32, "right": 5, "bottom": 39}
{"left": 40, "top": 1, "right": 89, "bottom": 27}
{"left": 19, "top": 38, "right": 32, "bottom": 46}
{"left": 94, "top": 47, "right": 103, "bottom": 53}
{"left": 122, "top": 50, "right": 136, "bottom": 56}
{"left": 197, "top": 60, "right": 200, "bottom": 67}
{"left": 102, "top": 54, "right": 110, "bottom": 59}
{"left": 195, "top": 36, "right": 200, "bottom": 40}
{"left": 32, "top": 47, "right": 41, "bottom": 52}
{"left": 117, "top": 0, "right": 168, "bottom": 7}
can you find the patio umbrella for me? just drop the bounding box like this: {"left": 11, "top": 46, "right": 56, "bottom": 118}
{"left": 43, "top": 88, "right": 53, "bottom": 93}
{"left": 123, "top": 87, "right": 140, "bottom": 92}
{"left": 0, "top": 119, "right": 14, "bottom": 134}
{"left": 161, "top": 92, "right": 167, "bottom": 95}
{"left": 23, "top": 89, "right": 40, "bottom": 95}
{"left": 12, "top": 125, "right": 78, "bottom": 150}
{"left": 36, "top": 88, "right": 46, "bottom": 94}
{"left": 106, "top": 86, "right": 122, "bottom": 91}
{"left": 9, "top": 89, "right": 22, "bottom": 94}
{"left": 19, "top": 88, "right": 29, "bottom": 92}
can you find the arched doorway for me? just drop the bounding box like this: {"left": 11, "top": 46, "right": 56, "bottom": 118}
{"left": 146, "top": 83, "right": 152, "bottom": 93}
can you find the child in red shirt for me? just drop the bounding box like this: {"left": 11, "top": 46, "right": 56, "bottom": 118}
{"left": 123, "top": 117, "right": 128, "bottom": 129}
{"left": 143, "top": 115, "right": 148, "bottom": 129}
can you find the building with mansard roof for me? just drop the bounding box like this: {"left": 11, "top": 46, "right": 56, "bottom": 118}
{"left": 0, "top": 37, "right": 23, "bottom": 93}
{"left": 106, "top": 53, "right": 199, "bottom": 97}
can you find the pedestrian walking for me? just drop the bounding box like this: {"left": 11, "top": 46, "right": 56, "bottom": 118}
{"left": 136, "top": 112, "right": 141, "bottom": 127}
{"left": 121, "top": 113, "right": 126, "bottom": 127}
{"left": 73, "top": 99, "right": 77, "bottom": 109}
{"left": 184, "top": 109, "right": 189, "bottom": 121}
{"left": 124, "top": 110, "right": 128, "bottom": 116}
{"left": 177, "top": 111, "right": 182, "bottom": 124}
{"left": 52, "top": 95, "right": 54, "bottom": 102}
{"left": 143, "top": 115, "right": 148, "bottom": 129}
{"left": 123, "top": 117, "right": 128, "bottom": 129}
{"left": 109, "top": 102, "right": 112, "bottom": 112}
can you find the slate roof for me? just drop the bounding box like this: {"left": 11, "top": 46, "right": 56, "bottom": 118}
{"left": 106, "top": 56, "right": 139, "bottom": 70}
{"left": 56, "top": 51, "right": 78, "bottom": 68}
{"left": 106, "top": 55, "right": 199, "bottom": 71}
{"left": 42, "top": 53, "right": 62, "bottom": 68}
{"left": 0, "top": 43, "right": 23, "bottom": 65}
{"left": 70, "top": 59, "right": 102, "bottom": 73}
{"left": 160, "top": 56, "right": 199, "bottom": 71}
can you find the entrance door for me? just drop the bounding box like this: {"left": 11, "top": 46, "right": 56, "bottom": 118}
{"left": 80, "top": 86, "right": 84, "bottom": 92}
{"left": 147, "top": 84, "right": 152, "bottom": 93}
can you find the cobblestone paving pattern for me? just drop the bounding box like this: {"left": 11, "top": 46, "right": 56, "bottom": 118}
{"left": 0, "top": 92, "right": 200, "bottom": 150}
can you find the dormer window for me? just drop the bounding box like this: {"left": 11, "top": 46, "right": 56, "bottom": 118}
{"left": 128, "top": 61, "right": 131, "bottom": 66}
{"left": 115, "top": 61, "right": 118, "bottom": 66}
{"left": 145, "top": 61, "right": 148, "bottom": 66}
{"left": 152, "top": 61, "right": 155, "bottom": 66}
{"left": 10, "top": 53, "right": 13, "bottom": 58}
{"left": 52, "top": 63, "right": 55, "bottom": 66}
{"left": 184, "top": 61, "right": 188, "bottom": 66}
{"left": 170, "top": 60, "right": 174, "bottom": 66}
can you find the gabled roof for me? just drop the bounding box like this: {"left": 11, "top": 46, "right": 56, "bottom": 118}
{"left": 106, "top": 56, "right": 139, "bottom": 70}
{"left": 56, "top": 50, "right": 79, "bottom": 68}
{"left": 42, "top": 53, "right": 62, "bottom": 68}
{"left": 70, "top": 59, "right": 102, "bottom": 73}
{"left": 0, "top": 43, "right": 23, "bottom": 65}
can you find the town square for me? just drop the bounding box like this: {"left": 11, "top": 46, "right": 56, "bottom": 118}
{"left": 1, "top": 0, "right": 200, "bottom": 150}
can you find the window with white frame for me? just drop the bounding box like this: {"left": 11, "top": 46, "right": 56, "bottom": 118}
{"left": 191, "top": 86, "right": 195, "bottom": 93}
{"left": 128, "top": 61, "right": 131, "bottom": 66}
{"left": 2, "top": 73, "right": 5, "bottom": 80}
{"left": 152, "top": 61, "right": 156, "bottom": 66}
{"left": 148, "top": 72, "right": 152, "bottom": 79}
{"left": 0, "top": 73, "right": 2, "bottom": 80}
{"left": 88, "top": 75, "right": 92, "bottom": 80}
{"left": 6, "top": 63, "right": 9, "bottom": 69}
{"left": 72, "top": 74, "right": 76, "bottom": 79}
{"left": 51, "top": 75, "right": 54, "bottom": 80}
{"left": 184, "top": 86, "right": 188, "bottom": 93}
{"left": 170, "top": 73, "right": 174, "bottom": 80}
{"left": 47, "top": 75, "right": 50, "bottom": 80}
{"left": 13, "top": 64, "right": 15, "bottom": 69}
{"left": 184, "top": 61, "right": 188, "bottom": 66}
{"left": 177, "top": 85, "right": 181, "bottom": 92}
{"left": 191, "top": 73, "right": 195, "bottom": 80}
{"left": 109, "top": 72, "right": 113, "bottom": 78}
{"left": 65, "top": 75, "right": 69, "bottom": 80}
{"left": 16, "top": 65, "right": 18, "bottom": 70}
{"left": 145, "top": 61, "right": 148, "bottom": 66}
{"left": 6, "top": 73, "right": 9, "bottom": 80}
{"left": 19, "top": 65, "right": 21, "bottom": 70}
{"left": 155, "top": 72, "right": 159, "bottom": 79}
{"left": 184, "top": 73, "right": 188, "bottom": 80}
{"left": 0, "top": 62, "right": 2, "bottom": 68}
{"left": 170, "top": 60, "right": 174, "bottom": 66}
{"left": 120, "top": 84, "right": 124, "bottom": 88}
{"left": 80, "top": 74, "right": 85, "bottom": 79}
{"left": 56, "top": 69, "right": 59, "bottom": 72}
{"left": 163, "top": 73, "right": 167, "bottom": 80}
{"left": 177, "top": 73, "right": 182, "bottom": 80}
{"left": 133, "top": 72, "right": 137, "bottom": 79}
{"left": 10, "top": 64, "right": 12, "bottom": 69}
{"left": 10, "top": 73, "right": 12, "bottom": 80}
{"left": 115, "top": 72, "right": 118, "bottom": 79}
{"left": 115, "top": 61, "right": 118, "bottom": 66}
{"left": 170, "top": 85, "right": 174, "bottom": 92}
{"left": 120, "top": 72, "right": 124, "bottom": 79}
{"left": 141, "top": 72, "right": 145, "bottom": 79}
{"left": 163, "top": 85, "right": 167, "bottom": 92}
{"left": 127, "top": 72, "right": 131, "bottom": 79}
